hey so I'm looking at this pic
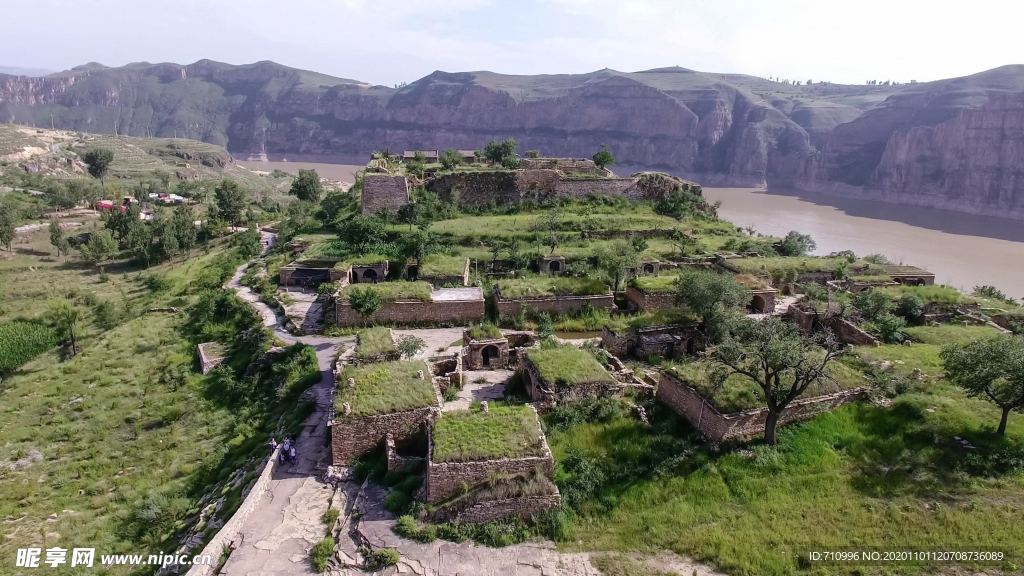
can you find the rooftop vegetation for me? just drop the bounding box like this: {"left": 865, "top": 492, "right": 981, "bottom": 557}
{"left": 726, "top": 256, "right": 848, "bottom": 278}
{"left": 418, "top": 254, "right": 468, "bottom": 278}
{"left": 336, "top": 360, "right": 437, "bottom": 417}
{"left": 903, "top": 324, "right": 1002, "bottom": 347}
{"left": 431, "top": 403, "right": 545, "bottom": 463}
{"left": 338, "top": 281, "right": 432, "bottom": 303}
{"left": 629, "top": 275, "right": 678, "bottom": 294}
{"left": 664, "top": 357, "right": 870, "bottom": 413}
{"left": 468, "top": 323, "right": 503, "bottom": 341}
{"left": 356, "top": 327, "right": 396, "bottom": 359}
{"left": 496, "top": 276, "right": 608, "bottom": 299}
{"left": 879, "top": 284, "right": 970, "bottom": 305}
{"left": 527, "top": 342, "right": 616, "bottom": 387}
{"left": 333, "top": 253, "right": 389, "bottom": 270}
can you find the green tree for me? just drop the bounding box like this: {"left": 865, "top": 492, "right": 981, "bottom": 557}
{"left": 339, "top": 215, "right": 387, "bottom": 256}
{"left": 348, "top": 287, "right": 382, "bottom": 326}
{"left": 127, "top": 219, "right": 154, "bottom": 266}
{"left": 671, "top": 229, "right": 697, "bottom": 256}
{"left": 525, "top": 150, "right": 541, "bottom": 159}
{"left": 0, "top": 203, "right": 14, "bottom": 252}
{"left": 500, "top": 155, "right": 521, "bottom": 169}
{"left": 439, "top": 148, "right": 463, "bottom": 170}
{"left": 321, "top": 191, "right": 355, "bottom": 223}
{"left": 592, "top": 144, "right": 614, "bottom": 169}
{"left": 596, "top": 240, "right": 641, "bottom": 291}
{"left": 106, "top": 202, "right": 141, "bottom": 243}
{"left": 82, "top": 148, "right": 114, "bottom": 188}
{"left": 214, "top": 179, "right": 248, "bottom": 226}
{"left": 941, "top": 335, "right": 1024, "bottom": 435}
{"left": 289, "top": 169, "right": 324, "bottom": 203}
{"left": 713, "top": 317, "right": 843, "bottom": 445}
{"left": 47, "top": 297, "right": 82, "bottom": 356}
{"left": 48, "top": 220, "right": 70, "bottom": 258}
{"left": 483, "top": 139, "right": 518, "bottom": 164}
{"left": 172, "top": 205, "right": 197, "bottom": 253}
{"left": 397, "top": 203, "right": 423, "bottom": 231}
{"left": 674, "top": 269, "right": 748, "bottom": 342}
{"left": 777, "top": 230, "right": 816, "bottom": 256}
{"left": 630, "top": 236, "right": 649, "bottom": 254}
{"left": 401, "top": 228, "right": 438, "bottom": 263}
{"left": 80, "top": 229, "right": 117, "bottom": 268}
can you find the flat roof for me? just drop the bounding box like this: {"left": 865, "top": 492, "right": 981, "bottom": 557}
{"left": 431, "top": 287, "right": 484, "bottom": 302}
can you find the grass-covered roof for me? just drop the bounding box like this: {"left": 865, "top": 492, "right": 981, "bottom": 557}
{"left": 526, "top": 342, "right": 616, "bottom": 387}
{"left": 335, "top": 360, "right": 437, "bottom": 417}
{"left": 338, "top": 281, "right": 433, "bottom": 303}
{"left": 496, "top": 276, "right": 608, "bottom": 299}
{"left": 431, "top": 403, "right": 545, "bottom": 463}
{"left": 419, "top": 254, "right": 468, "bottom": 278}
{"left": 355, "top": 327, "right": 396, "bottom": 359}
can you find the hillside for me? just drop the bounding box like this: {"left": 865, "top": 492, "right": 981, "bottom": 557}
{"left": 5, "top": 60, "right": 1024, "bottom": 216}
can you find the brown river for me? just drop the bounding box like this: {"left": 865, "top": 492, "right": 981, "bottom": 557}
{"left": 704, "top": 188, "right": 1024, "bottom": 299}
{"left": 233, "top": 159, "right": 1024, "bottom": 299}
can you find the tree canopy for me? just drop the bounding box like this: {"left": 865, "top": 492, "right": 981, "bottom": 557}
{"left": 0, "top": 204, "right": 14, "bottom": 252}
{"left": 712, "top": 317, "right": 843, "bottom": 445}
{"left": 483, "top": 139, "right": 519, "bottom": 165}
{"left": 777, "top": 230, "right": 817, "bottom": 256}
{"left": 288, "top": 169, "right": 324, "bottom": 203}
{"left": 338, "top": 215, "right": 387, "bottom": 256}
{"left": 941, "top": 335, "right": 1024, "bottom": 435}
{"left": 439, "top": 148, "right": 463, "bottom": 170}
{"left": 596, "top": 240, "right": 641, "bottom": 291}
{"left": 82, "top": 148, "right": 114, "bottom": 183}
{"left": 675, "top": 269, "right": 748, "bottom": 342}
{"left": 214, "top": 179, "right": 248, "bottom": 226}
{"left": 593, "top": 144, "right": 614, "bottom": 169}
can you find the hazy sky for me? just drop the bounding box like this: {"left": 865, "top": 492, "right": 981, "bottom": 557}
{"left": 2, "top": 0, "right": 1022, "bottom": 86}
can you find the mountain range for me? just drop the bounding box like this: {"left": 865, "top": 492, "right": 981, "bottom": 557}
{"left": 3, "top": 59, "right": 1024, "bottom": 218}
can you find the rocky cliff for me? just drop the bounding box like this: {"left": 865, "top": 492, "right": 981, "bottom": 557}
{"left": 5, "top": 60, "right": 1024, "bottom": 217}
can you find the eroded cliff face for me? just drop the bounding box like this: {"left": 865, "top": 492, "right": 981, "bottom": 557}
{"left": 869, "top": 94, "right": 1024, "bottom": 217}
{"left": 6, "top": 60, "right": 1024, "bottom": 217}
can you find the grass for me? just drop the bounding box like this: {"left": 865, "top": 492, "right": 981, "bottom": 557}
{"left": 431, "top": 403, "right": 545, "bottom": 463}
{"left": 727, "top": 256, "right": 847, "bottom": 276}
{"left": 526, "top": 342, "right": 616, "bottom": 387}
{"left": 0, "top": 321, "right": 58, "bottom": 372}
{"left": 338, "top": 281, "right": 433, "bottom": 303}
{"left": 664, "top": 358, "right": 871, "bottom": 413}
{"left": 332, "top": 253, "right": 390, "bottom": 269}
{"left": 468, "top": 323, "right": 503, "bottom": 341}
{"left": 903, "top": 324, "right": 1002, "bottom": 346}
{"left": 879, "top": 284, "right": 971, "bottom": 304}
{"left": 629, "top": 275, "right": 677, "bottom": 294}
{"left": 335, "top": 360, "right": 438, "bottom": 417}
{"left": 419, "top": 254, "right": 468, "bottom": 278}
{"left": 495, "top": 276, "right": 608, "bottom": 299}
{"left": 356, "top": 326, "right": 396, "bottom": 359}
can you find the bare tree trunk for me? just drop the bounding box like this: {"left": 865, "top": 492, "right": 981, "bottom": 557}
{"left": 764, "top": 410, "right": 780, "bottom": 446}
{"left": 69, "top": 326, "right": 77, "bottom": 356}
{"left": 998, "top": 406, "right": 1011, "bottom": 435}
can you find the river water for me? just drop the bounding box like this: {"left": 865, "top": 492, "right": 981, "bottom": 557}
{"left": 703, "top": 188, "right": 1024, "bottom": 299}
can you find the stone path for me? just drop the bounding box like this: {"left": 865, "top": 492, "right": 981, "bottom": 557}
{"left": 442, "top": 369, "right": 510, "bottom": 412}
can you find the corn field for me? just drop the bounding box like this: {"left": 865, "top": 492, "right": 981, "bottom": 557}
{"left": 0, "top": 321, "right": 59, "bottom": 372}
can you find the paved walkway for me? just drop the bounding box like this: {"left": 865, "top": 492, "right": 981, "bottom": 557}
{"left": 442, "top": 369, "right": 510, "bottom": 412}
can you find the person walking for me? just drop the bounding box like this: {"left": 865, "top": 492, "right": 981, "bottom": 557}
{"left": 289, "top": 445, "right": 297, "bottom": 464}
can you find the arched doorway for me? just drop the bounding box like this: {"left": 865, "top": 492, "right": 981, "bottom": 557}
{"left": 363, "top": 269, "right": 379, "bottom": 283}
{"left": 481, "top": 345, "right": 500, "bottom": 368}
{"left": 625, "top": 340, "right": 636, "bottom": 357}
{"left": 548, "top": 260, "right": 561, "bottom": 273}
{"left": 751, "top": 294, "right": 767, "bottom": 313}
{"left": 407, "top": 265, "right": 419, "bottom": 280}
{"left": 643, "top": 264, "right": 654, "bottom": 274}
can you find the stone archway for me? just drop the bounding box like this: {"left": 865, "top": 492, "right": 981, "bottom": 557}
{"left": 407, "top": 265, "right": 419, "bottom": 280}
{"left": 643, "top": 264, "right": 655, "bottom": 274}
{"left": 548, "top": 260, "right": 561, "bottom": 273}
{"left": 481, "top": 345, "right": 500, "bottom": 368}
{"left": 751, "top": 294, "right": 767, "bottom": 313}
{"left": 363, "top": 269, "right": 379, "bottom": 283}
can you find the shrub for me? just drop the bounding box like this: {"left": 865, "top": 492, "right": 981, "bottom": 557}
{"left": 310, "top": 536, "right": 335, "bottom": 572}
{"left": 776, "top": 230, "right": 816, "bottom": 256}
{"left": 896, "top": 293, "right": 924, "bottom": 324}
{"left": 321, "top": 508, "right": 340, "bottom": 526}
{"left": 872, "top": 312, "right": 906, "bottom": 344}
{"left": 0, "top": 321, "right": 59, "bottom": 372}
{"left": 371, "top": 548, "right": 400, "bottom": 568}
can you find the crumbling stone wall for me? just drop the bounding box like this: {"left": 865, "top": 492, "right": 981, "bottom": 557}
{"left": 462, "top": 331, "right": 510, "bottom": 370}
{"left": 554, "top": 178, "right": 638, "bottom": 199}
{"left": 429, "top": 493, "right": 562, "bottom": 524}
{"left": 787, "top": 304, "right": 878, "bottom": 346}
{"left": 520, "top": 358, "right": 626, "bottom": 404}
{"left": 656, "top": 371, "right": 866, "bottom": 443}
{"left": 361, "top": 174, "right": 409, "bottom": 214}
{"left": 624, "top": 286, "right": 676, "bottom": 312}
{"left": 428, "top": 171, "right": 521, "bottom": 206}
{"left": 330, "top": 406, "right": 438, "bottom": 465}
{"left": 334, "top": 298, "right": 485, "bottom": 326}
{"left": 520, "top": 158, "right": 606, "bottom": 175}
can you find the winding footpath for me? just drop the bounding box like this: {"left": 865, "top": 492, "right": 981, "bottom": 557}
{"left": 217, "top": 232, "right": 722, "bottom": 576}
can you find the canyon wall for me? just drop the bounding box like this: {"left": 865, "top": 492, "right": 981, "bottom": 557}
{"left": 6, "top": 60, "right": 1024, "bottom": 217}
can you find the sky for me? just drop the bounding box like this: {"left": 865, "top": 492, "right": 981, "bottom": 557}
{"left": 2, "top": 0, "right": 1023, "bottom": 86}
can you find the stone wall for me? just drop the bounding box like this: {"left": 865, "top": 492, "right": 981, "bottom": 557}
{"left": 330, "top": 406, "right": 438, "bottom": 465}
{"left": 520, "top": 358, "right": 625, "bottom": 404}
{"left": 428, "top": 171, "right": 522, "bottom": 206}
{"left": 494, "top": 289, "right": 614, "bottom": 317}
{"left": 197, "top": 343, "right": 226, "bottom": 375}
{"left": 656, "top": 371, "right": 866, "bottom": 443}
{"left": 425, "top": 406, "right": 555, "bottom": 502}
{"left": 184, "top": 448, "right": 280, "bottom": 576}
{"left": 749, "top": 289, "right": 776, "bottom": 313}
{"left": 787, "top": 304, "right": 878, "bottom": 346}
{"left": 430, "top": 493, "right": 563, "bottom": 524}
{"left": 554, "top": 177, "right": 638, "bottom": 199}
{"left": 601, "top": 324, "right": 701, "bottom": 359}
{"left": 520, "top": 158, "right": 606, "bottom": 175}
{"left": 624, "top": 286, "right": 676, "bottom": 312}
{"left": 334, "top": 298, "right": 485, "bottom": 327}
{"left": 462, "top": 333, "right": 510, "bottom": 370}
{"left": 361, "top": 174, "right": 409, "bottom": 214}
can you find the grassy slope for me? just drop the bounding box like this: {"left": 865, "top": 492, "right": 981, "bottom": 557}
{"left": 0, "top": 238, "right": 294, "bottom": 569}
